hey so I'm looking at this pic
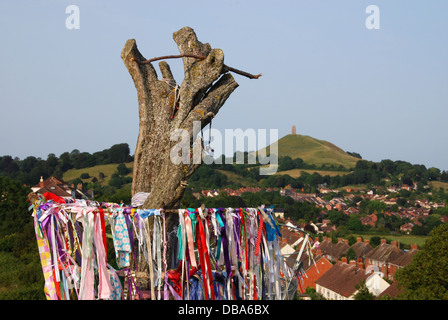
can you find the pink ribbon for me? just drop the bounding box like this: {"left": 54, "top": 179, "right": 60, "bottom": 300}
{"left": 184, "top": 212, "right": 198, "bottom": 268}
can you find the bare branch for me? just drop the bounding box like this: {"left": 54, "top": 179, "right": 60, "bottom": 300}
{"left": 135, "top": 53, "right": 262, "bottom": 80}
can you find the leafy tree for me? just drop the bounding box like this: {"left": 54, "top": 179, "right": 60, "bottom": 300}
{"left": 345, "top": 247, "right": 357, "bottom": 262}
{"left": 59, "top": 152, "right": 73, "bottom": 171}
{"left": 395, "top": 224, "right": 448, "bottom": 299}
{"left": 0, "top": 176, "right": 44, "bottom": 299}
{"left": 347, "top": 151, "right": 362, "bottom": 159}
{"left": 354, "top": 280, "right": 375, "bottom": 300}
{"left": 369, "top": 236, "right": 382, "bottom": 247}
{"left": 0, "top": 156, "right": 19, "bottom": 174}
{"left": 327, "top": 210, "right": 348, "bottom": 226}
{"left": 108, "top": 143, "right": 131, "bottom": 163}
{"left": 19, "top": 156, "right": 38, "bottom": 173}
{"left": 305, "top": 287, "right": 326, "bottom": 300}
{"left": 108, "top": 173, "right": 132, "bottom": 189}
{"left": 80, "top": 173, "right": 90, "bottom": 179}
{"left": 117, "top": 163, "right": 130, "bottom": 176}
{"left": 0, "top": 176, "right": 31, "bottom": 236}
{"left": 278, "top": 156, "right": 295, "bottom": 171}
{"left": 107, "top": 187, "right": 132, "bottom": 204}
{"left": 347, "top": 216, "right": 365, "bottom": 232}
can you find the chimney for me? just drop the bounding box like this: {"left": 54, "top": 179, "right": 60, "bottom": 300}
{"left": 364, "top": 239, "right": 370, "bottom": 245}
{"left": 381, "top": 238, "right": 387, "bottom": 245}
{"left": 349, "top": 260, "right": 357, "bottom": 266}
{"left": 411, "top": 243, "right": 418, "bottom": 251}
{"left": 357, "top": 237, "right": 362, "bottom": 243}
{"left": 357, "top": 259, "right": 364, "bottom": 269}
{"left": 39, "top": 176, "right": 44, "bottom": 188}
{"left": 338, "top": 238, "right": 342, "bottom": 244}
{"left": 341, "top": 257, "right": 347, "bottom": 264}
{"left": 391, "top": 241, "right": 397, "bottom": 248}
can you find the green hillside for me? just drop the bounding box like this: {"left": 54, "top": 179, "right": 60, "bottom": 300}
{"left": 257, "top": 134, "right": 360, "bottom": 169}
{"left": 63, "top": 162, "right": 133, "bottom": 185}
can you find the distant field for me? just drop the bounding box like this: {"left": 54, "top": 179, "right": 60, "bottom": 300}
{"left": 216, "top": 169, "right": 259, "bottom": 187}
{"left": 430, "top": 181, "right": 448, "bottom": 191}
{"left": 275, "top": 168, "right": 350, "bottom": 178}
{"left": 63, "top": 162, "right": 133, "bottom": 184}
{"left": 351, "top": 234, "right": 428, "bottom": 248}
{"left": 336, "top": 184, "right": 368, "bottom": 191}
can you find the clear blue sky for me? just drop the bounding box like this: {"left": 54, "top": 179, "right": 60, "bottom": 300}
{"left": 1, "top": 0, "right": 447, "bottom": 171}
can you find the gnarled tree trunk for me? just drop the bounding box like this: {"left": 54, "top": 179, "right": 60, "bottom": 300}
{"left": 121, "top": 27, "right": 239, "bottom": 210}
{"left": 121, "top": 27, "right": 246, "bottom": 283}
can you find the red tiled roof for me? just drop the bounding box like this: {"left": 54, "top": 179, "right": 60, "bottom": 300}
{"left": 364, "top": 243, "right": 403, "bottom": 263}
{"left": 351, "top": 241, "right": 373, "bottom": 258}
{"left": 377, "top": 281, "right": 403, "bottom": 299}
{"left": 389, "top": 248, "right": 418, "bottom": 267}
{"left": 36, "top": 180, "right": 72, "bottom": 198}
{"left": 315, "top": 262, "right": 367, "bottom": 298}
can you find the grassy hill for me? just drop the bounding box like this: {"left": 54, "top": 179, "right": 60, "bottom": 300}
{"left": 256, "top": 134, "right": 360, "bottom": 169}
{"left": 63, "top": 162, "right": 133, "bottom": 185}
{"left": 60, "top": 133, "right": 360, "bottom": 187}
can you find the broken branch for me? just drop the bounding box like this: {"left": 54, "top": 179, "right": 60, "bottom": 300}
{"left": 133, "top": 53, "right": 262, "bottom": 80}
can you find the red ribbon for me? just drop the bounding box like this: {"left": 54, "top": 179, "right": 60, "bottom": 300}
{"left": 196, "top": 214, "right": 215, "bottom": 300}
{"left": 98, "top": 209, "right": 107, "bottom": 263}
{"left": 254, "top": 211, "right": 265, "bottom": 257}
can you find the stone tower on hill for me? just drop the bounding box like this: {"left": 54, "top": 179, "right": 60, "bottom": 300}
{"left": 292, "top": 125, "right": 296, "bottom": 135}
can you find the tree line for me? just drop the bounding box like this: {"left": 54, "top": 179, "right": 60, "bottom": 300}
{"left": 0, "top": 143, "right": 133, "bottom": 186}
{"left": 214, "top": 156, "right": 448, "bottom": 192}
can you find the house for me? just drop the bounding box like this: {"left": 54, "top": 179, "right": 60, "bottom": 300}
{"left": 319, "top": 237, "right": 350, "bottom": 262}
{"left": 350, "top": 237, "right": 373, "bottom": 262}
{"left": 320, "top": 187, "right": 331, "bottom": 194}
{"left": 279, "top": 226, "right": 303, "bottom": 249}
{"left": 387, "top": 186, "right": 399, "bottom": 193}
{"left": 32, "top": 176, "right": 92, "bottom": 200}
{"left": 401, "top": 185, "right": 412, "bottom": 191}
{"left": 299, "top": 255, "right": 333, "bottom": 291}
{"left": 360, "top": 213, "right": 377, "bottom": 227}
{"left": 344, "top": 207, "right": 359, "bottom": 215}
{"left": 280, "top": 243, "right": 296, "bottom": 256}
{"left": 377, "top": 281, "right": 403, "bottom": 299}
{"left": 283, "top": 246, "right": 333, "bottom": 292}
{"left": 383, "top": 198, "right": 397, "bottom": 205}
{"left": 364, "top": 239, "right": 404, "bottom": 280}
{"left": 315, "top": 261, "right": 390, "bottom": 300}
{"left": 318, "top": 220, "right": 336, "bottom": 234}
{"left": 388, "top": 244, "right": 418, "bottom": 280}
{"left": 318, "top": 236, "right": 333, "bottom": 261}
{"left": 32, "top": 176, "right": 73, "bottom": 200}
{"left": 365, "top": 270, "right": 391, "bottom": 296}
{"left": 400, "top": 222, "right": 415, "bottom": 234}
{"left": 274, "top": 210, "right": 285, "bottom": 219}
